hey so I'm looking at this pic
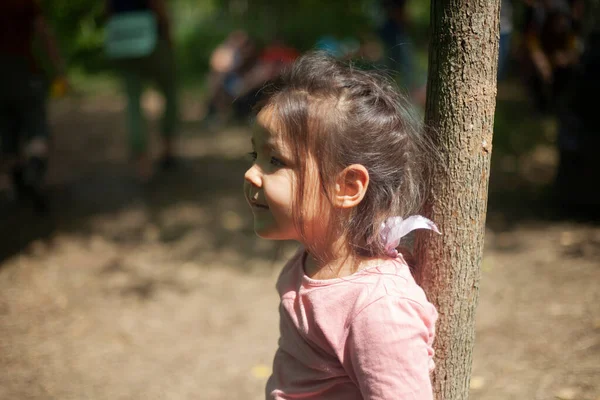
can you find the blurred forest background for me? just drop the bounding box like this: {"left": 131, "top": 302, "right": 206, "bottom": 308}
{"left": 42, "top": 0, "right": 427, "bottom": 79}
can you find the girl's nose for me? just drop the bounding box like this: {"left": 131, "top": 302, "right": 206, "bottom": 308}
{"left": 244, "top": 164, "right": 262, "bottom": 188}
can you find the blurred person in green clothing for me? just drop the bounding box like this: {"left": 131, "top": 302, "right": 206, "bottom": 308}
{"left": 0, "top": 0, "right": 67, "bottom": 213}
{"left": 105, "top": 0, "right": 178, "bottom": 181}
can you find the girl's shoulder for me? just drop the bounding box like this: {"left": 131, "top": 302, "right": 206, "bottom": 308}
{"left": 346, "top": 259, "right": 433, "bottom": 314}
{"left": 274, "top": 248, "right": 433, "bottom": 314}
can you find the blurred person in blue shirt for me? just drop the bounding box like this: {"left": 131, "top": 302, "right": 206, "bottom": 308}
{"left": 105, "top": 0, "right": 178, "bottom": 181}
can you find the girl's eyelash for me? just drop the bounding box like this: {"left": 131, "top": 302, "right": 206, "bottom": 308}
{"left": 247, "top": 151, "right": 286, "bottom": 167}
{"left": 270, "top": 157, "right": 286, "bottom": 167}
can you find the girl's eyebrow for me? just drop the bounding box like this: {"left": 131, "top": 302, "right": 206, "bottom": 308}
{"left": 251, "top": 137, "right": 273, "bottom": 150}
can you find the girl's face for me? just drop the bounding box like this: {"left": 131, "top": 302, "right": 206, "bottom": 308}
{"left": 244, "top": 108, "right": 299, "bottom": 241}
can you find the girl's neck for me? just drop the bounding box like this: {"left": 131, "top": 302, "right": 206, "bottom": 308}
{"left": 303, "top": 246, "right": 385, "bottom": 280}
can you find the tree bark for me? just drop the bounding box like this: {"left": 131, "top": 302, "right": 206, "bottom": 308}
{"left": 415, "top": 1, "right": 500, "bottom": 400}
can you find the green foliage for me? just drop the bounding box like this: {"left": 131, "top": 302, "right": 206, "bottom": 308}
{"left": 40, "top": 0, "right": 107, "bottom": 72}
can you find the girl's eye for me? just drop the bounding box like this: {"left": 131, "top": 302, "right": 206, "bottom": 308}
{"left": 247, "top": 151, "right": 257, "bottom": 162}
{"left": 270, "top": 157, "right": 286, "bottom": 167}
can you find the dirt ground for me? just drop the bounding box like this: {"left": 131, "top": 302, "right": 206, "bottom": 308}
{"left": 0, "top": 93, "right": 598, "bottom": 400}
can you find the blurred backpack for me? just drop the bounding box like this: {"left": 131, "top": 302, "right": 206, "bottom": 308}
{"left": 105, "top": 0, "right": 157, "bottom": 59}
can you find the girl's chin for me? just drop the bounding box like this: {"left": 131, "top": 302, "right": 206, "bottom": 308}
{"left": 255, "top": 228, "right": 293, "bottom": 241}
{"left": 253, "top": 221, "right": 296, "bottom": 241}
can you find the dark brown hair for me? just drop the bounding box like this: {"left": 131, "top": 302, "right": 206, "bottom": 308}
{"left": 258, "top": 52, "right": 434, "bottom": 261}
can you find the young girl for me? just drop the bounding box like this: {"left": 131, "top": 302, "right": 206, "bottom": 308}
{"left": 244, "top": 52, "right": 439, "bottom": 400}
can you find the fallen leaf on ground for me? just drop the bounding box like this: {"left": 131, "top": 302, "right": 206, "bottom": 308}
{"left": 470, "top": 376, "right": 486, "bottom": 390}
{"left": 251, "top": 364, "right": 271, "bottom": 379}
{"left": 555, "top": 387, "right": 577, "bottom": 400}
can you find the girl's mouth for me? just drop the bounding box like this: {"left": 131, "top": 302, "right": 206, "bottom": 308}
{"left": 250, "top": 201, "right": 269, "bottom": 210}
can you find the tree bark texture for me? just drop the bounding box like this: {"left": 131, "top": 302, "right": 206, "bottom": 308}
{"left": 415, "top": 1, "right": 500, "bottom": 400}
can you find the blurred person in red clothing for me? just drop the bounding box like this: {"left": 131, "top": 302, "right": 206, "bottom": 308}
{"left": 231, "top": 38, "right": 300, "bottom": 119}
{"left": 204, "top": 36, "right": 299, "bottom": 124}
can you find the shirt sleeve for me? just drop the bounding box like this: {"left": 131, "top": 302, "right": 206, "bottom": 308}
{"left": 343, "top": 295, "right": 437, "bottom": 400}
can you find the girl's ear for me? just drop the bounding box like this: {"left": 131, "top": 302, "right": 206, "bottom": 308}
{"left": 334, "top": 164, "right": 369, "bottom": 209}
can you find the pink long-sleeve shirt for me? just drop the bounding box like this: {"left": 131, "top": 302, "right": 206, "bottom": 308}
{"left": 266, "top": 248, "right": 437, "bottom": 400}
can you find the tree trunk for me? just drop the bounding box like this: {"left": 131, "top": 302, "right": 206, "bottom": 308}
{"left": 415, "top": 1, "right": 500, "bottom": 400}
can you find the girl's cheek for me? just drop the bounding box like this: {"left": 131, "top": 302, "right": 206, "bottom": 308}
{"left": 267, "top": 176, "right": 294, "bottom": 202}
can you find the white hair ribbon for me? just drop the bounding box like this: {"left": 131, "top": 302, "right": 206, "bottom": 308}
{"left": 380, "top": 215, "right": 441, "bottom": 258}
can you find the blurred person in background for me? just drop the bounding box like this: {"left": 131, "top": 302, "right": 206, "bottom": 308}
{"left": 203, "top": 31, "right": 258, "bottom": 127}
{"left": 356, "top": 34, "right": 385, "bottom": 65}
{"left": 378, "top": 0, "right": 426, "bottom": 106}
{"left": 204, "top": 34, "right": 299, "bottom": 124}
{"left": 498, "top": 0, "right": 515, "bottom": 80}
{"left": 315, "top": 35, "right": 345, "bottom": 58}
{"left": 520, "top": 0, "right": 583, "bottom": 112}
{"left": 0, "top": 0, "right": 67, "bottom": 213}
{"left": 105, "top": 0, "right": 178, "bottom": 181}
{"left": 230, "top": 38, "right": 299, "bottom": 119}
{"left": 315, "top": 36, "right": 360, "bottom": 60}
{"left": 554, "top": 12, "right": 599, "bottom": 215}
